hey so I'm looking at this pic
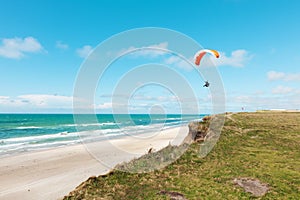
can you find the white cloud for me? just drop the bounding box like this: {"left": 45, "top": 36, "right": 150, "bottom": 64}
{"left": 131, "top": 94, "right": 180, "bottom": 103}
{"left": 226, "top": 89, "right": 300, "bottom": 111}
{"left": 213, "top": 49, "right": 253, "bottom": 67}
{"left": 267, "top": 71, "right": 300, "bottom": 81}
{"left": 119, "top": 45, "right": 251, "bottom": 69}
{"left": 0, "top": 94, "right": 181, "bottom": 113}
{"left": 0, "top": 37, "right": 43, "bottom": 59}
{"left": 0, "top": 96, "right": 12, "bottom": 106}
{"left": 118, "top": 42, "right": 169, "bottom": 57}
{"left": 267, "top": 71, "right": 285, "bottom": 81}
{"left": 76, "top": 45, "right": 93, "bottom": 58}
{"left": 96, "top": 102, "right": 113, "bottom": 109}
{"left": 272, "top": 85, "right": 293, "bottom": 94}
{"left": 0, "top": 95, "right": 73, "bottom": 109}
{"left": 100, "top": 94, "right": 130, "bottom": 99}
{"left": 94, "top": 102, "right": 131, "bottom": 113}
{"left": 164, "top": 55, "right": 193, "bottom": 70}
{"left": 0, "top": 96, "right": 9, "bottom": 99}
{"left": 56, "top": 41, "right": 68, "bottom": 50}
{"left": 165, "top": 49, "right": 252, "bottom": 70}
{"left": 18, "top": 94, "right": 73, "bottom": 107}
{"left": 254, "top": 90, "right": 265, "bottom": 95}
{"left": 131, "top": 95, "right": 156, "bottom": 101}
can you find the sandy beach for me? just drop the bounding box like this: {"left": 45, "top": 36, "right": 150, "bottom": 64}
{"left": 0, "top": 126, "right": 188, "bottom": 200}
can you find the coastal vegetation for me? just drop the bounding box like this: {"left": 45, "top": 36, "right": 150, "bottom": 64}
{"left": 64, "top": 112, "right": 300, "bottom": 199}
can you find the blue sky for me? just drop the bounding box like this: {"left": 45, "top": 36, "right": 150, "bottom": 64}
{"left": 0, "top": 0, "right": 299, "bottom": 113}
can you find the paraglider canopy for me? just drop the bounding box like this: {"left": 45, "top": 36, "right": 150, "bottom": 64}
{"left": 194, "top": 49, "right": 220, "bottom": 66}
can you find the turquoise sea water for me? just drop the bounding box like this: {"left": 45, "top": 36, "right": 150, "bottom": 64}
{"left": 0, "top": 114, "right": 204, "bottom": 156}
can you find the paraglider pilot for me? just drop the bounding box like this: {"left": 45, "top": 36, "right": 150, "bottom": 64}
{"left": 203, "top": 81, "right": 210, "bottom": 87}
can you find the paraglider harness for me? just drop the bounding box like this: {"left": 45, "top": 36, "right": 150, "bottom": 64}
{"left": 203, "top": 81, "right": 210, "bottom": 87}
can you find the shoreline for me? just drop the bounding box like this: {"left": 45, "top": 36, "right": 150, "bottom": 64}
{"left": 0, "top": 125, "right": 189, "bottom": 200}
{"left": 0, "top": 124, "right": 184, "bottom": 159}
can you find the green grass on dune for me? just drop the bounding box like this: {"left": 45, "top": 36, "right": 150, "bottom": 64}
{"left": 64, "top": 112, "right": 300, "bottom": 199}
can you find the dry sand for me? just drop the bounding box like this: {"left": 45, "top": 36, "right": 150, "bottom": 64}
{"left": 0, "top": 126, "right": 188, "bottom": 200}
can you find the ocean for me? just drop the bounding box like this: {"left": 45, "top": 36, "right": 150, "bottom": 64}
{"left": 0, "top": 114, "right": 204, "bottom": 156}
